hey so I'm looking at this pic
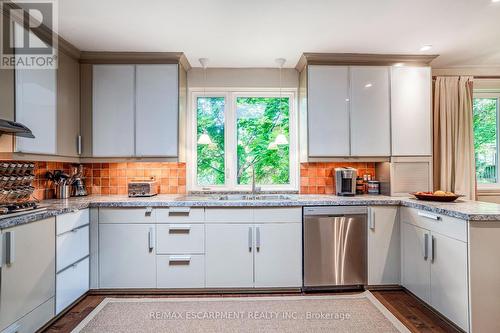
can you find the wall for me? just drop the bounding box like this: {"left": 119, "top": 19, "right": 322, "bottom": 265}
{"left": 17, "top": 161, "right": 186, "bottom": 201}
{"left": 300, "top": 162, "right": 375, "bottom": 194}
{"left": 187, "top": 68, "right": 298, "bottom": 88}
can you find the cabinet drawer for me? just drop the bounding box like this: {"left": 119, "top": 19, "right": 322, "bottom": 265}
{"left": 400, "top": 207, "right": 467, "bottom": 242}
{"left": 156, "top": 224, "right": 205, "bottom": 254}
{"left": 254, "top": 208, "right": 302, "bottom": 223}
{"left": 156, "top": 255, "right": 205, "bottom": 288}
{"left": 56, "top": 225, "right": 89, "bottom": 272}
{"left": 56, "top": 257, "right": 89, "bottom": 314}
{"left": 2, "top": 298, "right": 55, "bottom": 333}
{"left": 57, "top": 209, "right": 89, "bottom": 235}
{"left": 156, "top": 207, "right": 204, "bottom": 223}
{"left": 205, "top": 208, "right": 253, "bottom": 223}
{"left": 98, "top": 207, "right": 156, "bottom": 223}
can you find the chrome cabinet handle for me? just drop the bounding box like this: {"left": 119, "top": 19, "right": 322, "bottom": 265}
{"left": 148, "top": 227, "right": 154, "bottom": 252}
{"left": 430, "top": 235, "right": 435, "bottom": 262}
{"left": 369, "top": 210, "right": 375, "bottom": 230}
{"left": 418, "top": 211, "right": 440, "bottom": 221}
{"left": 77, "top": 135, "right": 82, "bottom": 155}
{"left": 5, "top": 231, "right": 14, "bottom": 265}
{"left": 256, "top": 227, "right": 261, "bottom": 252}
{"left": 248, "top": 227, "right": 253, "bottom": 252}
{"left": 169, "top": 255, "right": 191, "bottom": 265}
{"left": 168, "top": 207, "right": 191, "bottom": 215}
{"left": 423, "top": 232, "right": 429, "bottom": 260}
{"left": 145, "top": 207, "right": 153, "bottom": 217}
{"left": 168, "top": 224, "right": 191, "bottom": 233}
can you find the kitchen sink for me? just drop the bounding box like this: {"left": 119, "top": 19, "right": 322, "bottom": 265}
{"left": 216, "top": 194, "right": 296, "bottom": 201}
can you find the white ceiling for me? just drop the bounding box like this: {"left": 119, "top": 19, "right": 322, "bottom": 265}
{"left": 58, "top": 0, "right": 500, "bottom": 68}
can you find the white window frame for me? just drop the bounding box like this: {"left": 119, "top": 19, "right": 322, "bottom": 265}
{"left": 187, "top": 87, "right": 299, "bottom": 192}
{"left": 474, "top": 91, "right": 500, "bottom": 190}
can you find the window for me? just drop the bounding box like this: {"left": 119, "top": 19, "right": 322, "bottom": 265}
{"left": 189, "top": 90, "right": 298, "bottom": 191}
{"left": 473, "top": 93, "right": 500, "bottom": 187}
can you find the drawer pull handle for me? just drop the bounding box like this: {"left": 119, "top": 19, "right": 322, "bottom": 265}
{"left": 418, "top": 211, "right": 440, "bottom": 221}
{"left": 169, "top": 256, "right": 191, "bottom": 265}
{"left": 168, "top": 225, "right": 191, "bottom": 233}
{"left": 145, "top": 207, "right": 153, "bottom": 217}
{"left": 168, "top": 207, "right": 191, "bottom": 215}
{"left": 369, "top": 210, "right": 375, "bottom": 230}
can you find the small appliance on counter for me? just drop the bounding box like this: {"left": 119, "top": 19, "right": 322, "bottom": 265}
{"left": 128, "top": 177, "right": 159, "bottom": 197}
{"left": 335, "top": 167, "right": 357, "bottom": 196}
{"left": 70, "top": 164, "right": 88, "bottom": 197}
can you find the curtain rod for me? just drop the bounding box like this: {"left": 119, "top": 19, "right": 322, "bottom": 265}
{"left": 432, "top": 75, "right": 500, "bottom": 79}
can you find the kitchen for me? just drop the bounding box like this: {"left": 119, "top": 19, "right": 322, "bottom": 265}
{"left": 1, "top": 1, "right": 500, "bottom": 333}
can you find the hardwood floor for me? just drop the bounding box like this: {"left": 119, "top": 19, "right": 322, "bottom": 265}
{"left": 43, "top": 290, "right": 460, "bottom": 333}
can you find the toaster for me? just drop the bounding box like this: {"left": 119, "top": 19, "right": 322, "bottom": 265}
{"left": 128, "top": 178, "right": 159, "bottom": 197}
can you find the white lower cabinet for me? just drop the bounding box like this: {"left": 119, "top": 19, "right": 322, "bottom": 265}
{"left": 99, "top": 223, "right": 156, "bottom": 288}
{"left": 0, "top": 218, "right": 55, "bottom": 332}
{"left": 205, "top": 224, "right": 254, "bottom": 288}
{"left": 56, "top": 257, "right": 89, "bottom": 314}
{"left": 254, "top": 223, "right": 302, "bottom": 288}
{"left": 401, "top": 207, "right": 469, "bottom": 332}
{"left": 157, "top": 255, "right": 205, "bottom": 288}
{"left": 367, "top": 206, "right": 400, "bottom": 285}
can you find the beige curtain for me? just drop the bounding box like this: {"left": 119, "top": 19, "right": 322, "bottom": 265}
{"left": 433, "top": 76, "right": 476, "bottom": 200}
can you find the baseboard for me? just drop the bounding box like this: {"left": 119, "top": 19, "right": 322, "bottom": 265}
{"left": 89, "top": 287, "right": 303, "bottom": 295}
{"left": 36, "top": 292, "right": 90, "bottom": 333}
{"left": 365, "top": 284, "right": 403, "bottom": 291}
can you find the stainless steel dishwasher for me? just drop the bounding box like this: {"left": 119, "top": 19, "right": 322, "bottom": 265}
{"left": 303, "top": 206, "right": 367, "bottom": 290}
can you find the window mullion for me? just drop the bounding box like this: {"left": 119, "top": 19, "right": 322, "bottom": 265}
{"left": 225, "top": 92, "right": 237, "bottom": 190}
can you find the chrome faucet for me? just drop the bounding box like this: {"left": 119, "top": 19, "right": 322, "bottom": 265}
{"left": 251, "top": 166, "right": 261, "bottom": 196}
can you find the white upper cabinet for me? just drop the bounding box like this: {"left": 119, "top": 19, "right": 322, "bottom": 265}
{"left": 391, "top": 66, "right": 432, "bottom": 156}
{"left": 350, "top": 67, "right": 390, "bottom": 156}
{"left": 135, "top": 64, "right": 179, "bottom": 157}
{"left": 307, "top": 65, "right": 350, "bottom": 157}
{"left": 15, "top": 68, "right": 57, "bottom": 154}
{"left": 92, "top": 65, "right": 135, "bottom": 157}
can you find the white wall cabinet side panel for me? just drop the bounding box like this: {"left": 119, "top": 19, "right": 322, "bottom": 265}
{"left": 99, "top": 224, "right": 156, "bottom": 288}
{"left": 136, "top": 64, "right": 179, "bottom": 157}
{"left": 92, "top": 65, "right": 135, "bottom": 157}
{"left": 350, "top": 66, "right": 390, "bottom": 156}
{"left": 430, "top": 233, "right": 469, "bottom": 331}
{"left": 401, "top": 222, "right": 431, "bottom": 303}
{"left": 254, "top": 223, "right": 302, "bottom": 288}
{"left": 56, "top": 257, "right": 89, "bottom": 314}
{"left": 205, "top": 224, "right": 254, "bottom": 288}
{"left": 391, "top": 67, "right": 432, "bottom": 156}
{"left": 15, "top": 68, "right": 57, "bottom": 154}
{"left": 367, "top": 207, "right": 400, "bottom": 285}
{"left": 307, "top": 65, "right": 350, "bottom": 157}
{"left": 0, "top": 218, "right": 55, "bottom": 331}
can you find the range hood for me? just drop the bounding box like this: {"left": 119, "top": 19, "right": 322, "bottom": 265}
{"left": 0, "top": 119, "right": 35, "bottom": 138}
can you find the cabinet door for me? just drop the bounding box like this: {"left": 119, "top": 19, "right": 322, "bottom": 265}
{"left": 307, "top": 65, "right": 350, "bottom": 157}
{"left": 15, "top": 68, "right": 57, "bottom": 154}
{"left": 401, "top": 222, "right": 431, "bottom": 303}
{"left": 0, "top": 218, "right": 55, "bottom": 331}
{"left": 205, "top": 224, "right": 254, "bottom": 288}
{"left": 367, "top": 207, "right": 400, "bottom": 285}
{"left": 99, "top": 223, "right": 156, "bottom": 288}
{"left": 430, "top": 233, "right": 469, "bottom": 331}
{"left": 92, "top": 65, "right": 135, "bottom": 157}
{"left": 391, "top": 66, "right": 432, "bottom": 156}
{"left": 136, "top": 64, "right": 179, "bottom": 157}
{"left": 57, "top": 52, "right": 80, "bottom": 157}
{"left": 254, "top": 223, "right": 302, "bottom": 288}
{"left": 350, "top": 66, "right": 390, "bottom": 156}
{"left": 56, "top": 257, "right": 89, "bottom": 314}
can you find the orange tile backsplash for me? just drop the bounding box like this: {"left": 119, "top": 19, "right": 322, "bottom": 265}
{"left": 300, "top": 162, "right": 375, "bottom": 194}
{"left": 5, "top": 161, "right": 187, "bottom": 200}
{"left": 84, "top": 162, "right": 186, "bottom": 195}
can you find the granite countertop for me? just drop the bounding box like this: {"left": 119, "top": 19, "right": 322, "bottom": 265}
{"left": 2, "top": 194, "right": 500, "bottom": 229}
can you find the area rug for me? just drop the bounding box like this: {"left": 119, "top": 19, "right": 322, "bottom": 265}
{"left": 72, "top": 291, "right": 410, "bottom": 333}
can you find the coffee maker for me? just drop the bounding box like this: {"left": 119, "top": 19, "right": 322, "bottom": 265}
{"left": 335, "top": 167, "right": 357, "bottom": 196}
